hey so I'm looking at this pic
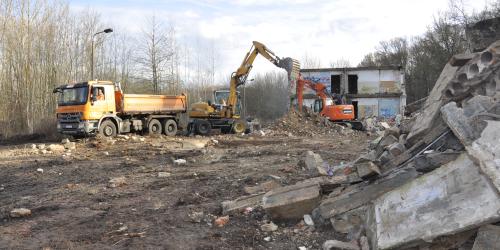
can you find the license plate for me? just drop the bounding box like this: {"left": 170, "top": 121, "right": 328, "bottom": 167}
{"left": 65, "top": 125, "right": 73, "bottom": 128}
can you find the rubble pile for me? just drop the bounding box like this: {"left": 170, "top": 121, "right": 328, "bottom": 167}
{"left": 264, "top": 108, "right": 353, "bottom": 137}
{"left": 223, "top": 40, "right": 500, "bottom": 249}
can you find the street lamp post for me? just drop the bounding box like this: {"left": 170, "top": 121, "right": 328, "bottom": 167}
{"left": 90, "top": 28, "right": 113, "bottom": 80}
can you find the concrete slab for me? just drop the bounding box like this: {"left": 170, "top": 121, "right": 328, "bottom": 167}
{"left": 304, "top": 151, "right": 328, "bottom": 176}
{"left": 441, "top": 102, "right": 476, "bottom": 145}
{"left": 449, "top": 53, "right": 476, "bottom": 66}
{"left": 407, "top": 63, "right": 458, "bottom": 146}
{"left": 373, "top": 153, "right": 500, "bottom": 250}
{"left": 466, "top": 120, "right": 500, "bottom": 193}
{"left": 222, "top": 193, "right": 264, "bottom": 214}
{"left": 262, "top": 182, "right": 321, "bottom": 220}
{"left": 318, "top": 168, "right": 417, "bottom": 219}
{"left": 472, "top": 225, "right": 500, "bottom": 250}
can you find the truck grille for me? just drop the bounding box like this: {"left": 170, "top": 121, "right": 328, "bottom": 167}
{"left": 59, "top": 112, "right": 82, "bottom": 123}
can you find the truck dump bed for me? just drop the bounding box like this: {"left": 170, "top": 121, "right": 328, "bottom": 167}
{"left": 118, "top": 94, "right": 187, "bottom": 114}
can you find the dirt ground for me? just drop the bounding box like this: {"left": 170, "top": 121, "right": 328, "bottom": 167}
{"left": 0, "top": 130, "right": 372, "bottom": 249}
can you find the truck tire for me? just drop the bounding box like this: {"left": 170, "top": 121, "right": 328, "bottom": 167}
{"left": 163, "top": 119, "right": 178, "bottom": 136}
{"left": 99, "top": 120, "right": 117, "bottom": 137}
{"left": 232, "top": 120, "right": 246, "bottom": 134}
{"left": 148, "top": 119, "right": 162, "bottom": 135}
{"left": 195, "top": 120, "right": 211, "bottom": 136}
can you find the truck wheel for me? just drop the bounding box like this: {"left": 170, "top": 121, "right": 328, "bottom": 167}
{"left": 163, "top": 119, "right": 178, "bottom": 136}
{"left": 148, "top": 119, "right": 162, "bottom": 135}
{"left": 232, "top": 120, "right": 246, "bottom": 134}
{"left": 195, "top": 120, "right": 211, "bottom": 136}
{"left": 99, "top": 120, "right": 117, "bottom": 137}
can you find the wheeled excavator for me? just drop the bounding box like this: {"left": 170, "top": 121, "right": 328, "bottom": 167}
{"left": 188, "top": 41, "right": 300, "bottom": 135}
{"left": 297, "top": 75, "right": 364, "bottom": 130}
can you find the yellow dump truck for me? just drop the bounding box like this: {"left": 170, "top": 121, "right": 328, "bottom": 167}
{"left": 53, "top": 80, "right": 187, "bottom": 137}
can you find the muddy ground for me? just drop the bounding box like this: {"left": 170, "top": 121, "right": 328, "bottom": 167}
{"left": 0, "top": 131, "right": 371, "bottom": 249}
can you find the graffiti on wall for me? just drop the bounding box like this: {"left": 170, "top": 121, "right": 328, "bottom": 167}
{"left": 358, "top": 105, "right": 377, "bottom": 118}
{"left": 303, "top": 75, "right": 332, "bottom": 93}
{"left": 378, "top": 99, "right": 400, "bottom": 118}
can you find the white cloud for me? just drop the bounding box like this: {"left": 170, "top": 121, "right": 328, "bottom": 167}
{"left": 69, "top": 0, "right": 491, "bottom": 81}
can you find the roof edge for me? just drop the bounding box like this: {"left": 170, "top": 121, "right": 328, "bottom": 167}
{"left": 300, "top": 65, "right": 402, "bottom": 72}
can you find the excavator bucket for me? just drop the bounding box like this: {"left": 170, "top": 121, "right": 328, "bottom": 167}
{"left": 278, "top": 57, "right": 300, "bottom": 82}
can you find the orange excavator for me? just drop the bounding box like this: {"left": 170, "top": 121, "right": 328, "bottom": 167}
{"left": 297, "top": 75, "right": 363, "bottom": 130}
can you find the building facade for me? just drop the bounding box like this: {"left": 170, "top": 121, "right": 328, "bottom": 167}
{"left": 300, "top": 66, "right": 406, "bottom": 119}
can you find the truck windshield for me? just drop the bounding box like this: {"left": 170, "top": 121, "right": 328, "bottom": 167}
{"left": 58, "top": 87, "right": 89, "bottom": 106}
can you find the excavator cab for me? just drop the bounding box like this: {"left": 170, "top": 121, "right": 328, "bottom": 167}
{"left": 314, "top": 99, "right": 323, "bottom": 113}
{"left": 214, "top": 90, "right": 241, "bottom": 115}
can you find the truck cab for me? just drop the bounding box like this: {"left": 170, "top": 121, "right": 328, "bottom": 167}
{"left": 54, "top": 81, "right": 116, "bottom": 135}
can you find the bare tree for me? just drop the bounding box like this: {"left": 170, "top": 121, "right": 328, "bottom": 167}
{"left": 136, "top": 15, "right": 174, "bottom": 94}
{"left": 329, "top": 58, "right": 352, "bottom": 68}
{"left": 301, "top": 52, "right": 322, "bottom": 69}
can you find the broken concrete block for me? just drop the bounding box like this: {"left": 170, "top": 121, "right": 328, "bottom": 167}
{"left": 398, "top": 134, "right": 407, "bottom": 145}
{"left": 378, "top": 134, "right": 398, "bottom": 150}
{"left": 304, "top": 151, "right": 328, "bottom": 176}
{"left": 222, "top": 193, "right": 264, "bottom": 214}
{"left": 47, "top": 144, "right": 65, "bottom": 152}
{"left": 318, "top": 168, "right": 417, "bottom": 219}
{"left": 379, "top": 122, "right": 390, "bottom": 129}
{"left": 359, "top": 236, "right": 369, "bottom": 250}
{"left": 376, "top": 151, "right": 392, "bottom": 165}
{"left": 10, "top": 208, "right": 31, "bottom": 218}
{"left": 466, "top": 120, "right": 500, "bottom": 193}
{"left": 356, "top": 161, "right": 380, "bottom": 180}
{"left": 383, "top": 121, "right": 450, "bottom": 172}
{"left": 407, "top": 63, "right": 458, "bottom": 146}
{"left": 64, "top": 141, "right": 76, "bottom": 150}
{"left": 413, "top": 151, "right": 461, "bottom": 173}
{"left": 260, "top": 221, "right": 278, "bottom": 232}
{"left": 330, "top": 206, "right": 366, "bottom": 235}
{"left": 383, "top": 127, "right": 400, "bottom": 138}
{"left": 472, "top": 225, "right": 500, "bottom": 250}
{"left": 449, "top": 53, "right": 476, "bottom": 66}
{"left": 441, "top": 102, "right": 477, "bottom": 145}
{"left": 243, "top": 180, "right": 281, "bottom": 195}
{"left": 262, "top": 182, "right": 321, "bottom": 220}
{"left": 415, "top": 229, "right": 477, "bottom": 249}
{"left": 322, "top": 240, "right": 360, "bottom": 250}
{"left": 462, "top": 95, "right": 496, "bottom": 117}
{"left": 369, "top": 136, "right": 383, "bottom": 150}
{"left": 372, "top": 153, "right": 500, "bottom": 250}
{"left": 297, "top": 175, "right": 358, "bottom": 194}
{"left": 387, "top": 142, "right": 405, "bottom": 157}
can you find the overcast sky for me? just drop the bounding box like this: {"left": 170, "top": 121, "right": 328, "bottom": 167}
{"left": 69, "top": 0, "right": 491, "bottom": 81}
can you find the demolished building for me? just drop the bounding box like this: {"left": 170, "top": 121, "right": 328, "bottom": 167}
{"left": 300, "top": 66, "right": 406, "bottom": 120}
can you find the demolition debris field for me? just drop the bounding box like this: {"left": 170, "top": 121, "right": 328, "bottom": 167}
{"left": 0, "top": 130, "right": 370, "bottom": 249}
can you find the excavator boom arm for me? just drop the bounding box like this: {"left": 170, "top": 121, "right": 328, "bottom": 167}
{"left": 297, "top": 75, "right": 330, "bottom": 113}
{"left": 226, "top": 41, "right": 300, "bottom": 117}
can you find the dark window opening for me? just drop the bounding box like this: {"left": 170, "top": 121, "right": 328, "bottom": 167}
{"left": 351, "top": 101, "right": 359, "bottom": 119}
{"left": 331, "top": 75, "right": 341, "bottom": 94}
{"left": 348, "top": 75, "right": 358, "bottom": 94}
